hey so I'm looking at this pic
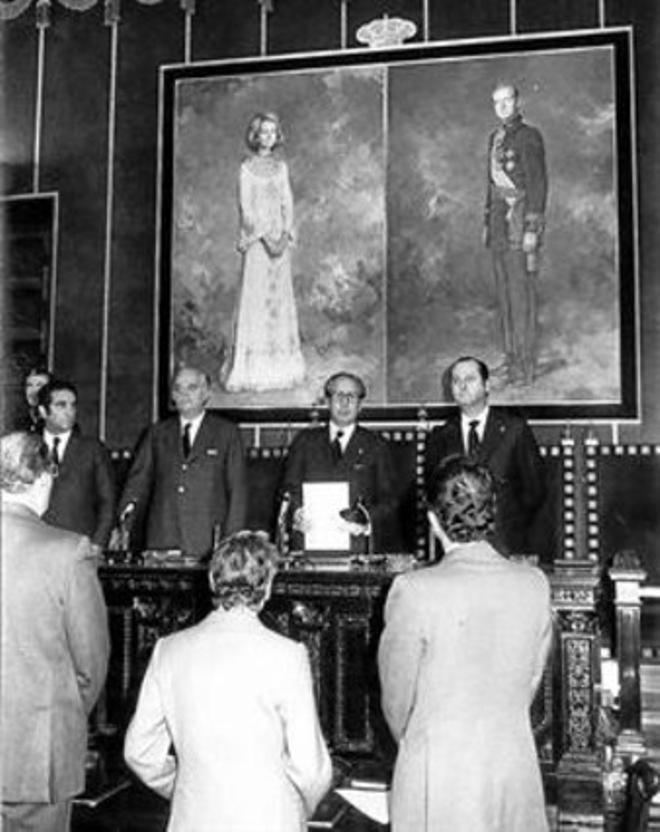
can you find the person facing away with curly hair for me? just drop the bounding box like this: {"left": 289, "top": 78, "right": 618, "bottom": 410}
{"left": 378, "top": 456, "right": 553, "bottom": 832}
{"left": 125, "top": 530, "right": 332, "bottom": 832}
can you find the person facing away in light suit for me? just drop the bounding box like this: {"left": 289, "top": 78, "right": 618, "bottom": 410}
{"left": 1, "top": 431, "right": 110, "bottom": 832}
{"left": 124, "top": 530, "right": 332, "bottom": 832}
{"left": 378, "top": 456, "right": 552, "bottom": 832}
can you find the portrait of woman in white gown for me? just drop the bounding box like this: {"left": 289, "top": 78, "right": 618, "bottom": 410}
{"left": 224, "top": 112, "right": 305, "bottom": 392}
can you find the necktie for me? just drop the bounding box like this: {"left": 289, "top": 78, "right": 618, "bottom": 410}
{"left": 332, "top": 430, "right": 344, "bottom": 463}
{"left": 52, "top": 436, "right": 60, "bottom": 467}
{"left": 467, "top": 420, "right": 480, "bottom": 457}
{"left": 182, "top": 423, "right": 192, "bottom": 458}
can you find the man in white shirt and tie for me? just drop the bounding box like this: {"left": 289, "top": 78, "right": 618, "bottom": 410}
{"left": 117, "top": 366, "right": 247, "bottom": 557}
{"left": 38, "top": 379, "right": 116, "bottom": 555}
{"left": 281, "top": 371, "right": 400, "bottom": 554}
{"left": 424, "top": 356, "right": 547, "bottom": 556}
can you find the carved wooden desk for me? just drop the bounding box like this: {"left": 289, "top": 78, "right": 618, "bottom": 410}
{"left": 99, "top": 557, "right": 605, "bottom": 827}
{"left": 98, "top": 556, "right": 412, "bottom": 762}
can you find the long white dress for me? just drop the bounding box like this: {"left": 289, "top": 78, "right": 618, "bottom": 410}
{"left": 224, "top": 156, "right": 305, "bottom": 392}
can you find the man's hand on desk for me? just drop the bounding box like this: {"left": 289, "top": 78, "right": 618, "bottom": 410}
{"left": 340, "top": 519, "right": 370, "bottom": 537}
{"left": 292, "top": 506, "right": 312, "bottom": 533}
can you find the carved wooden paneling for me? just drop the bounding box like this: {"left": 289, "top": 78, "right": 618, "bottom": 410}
{"left": 100, "top": 564, "right": 391, "bottom": 758}
{"left": 99, "top": 558, "right": 607, "bottom": 826}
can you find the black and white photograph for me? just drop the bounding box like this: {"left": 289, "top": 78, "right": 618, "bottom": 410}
{"left": 2, "top": 2, "right": 659, "bottom": 831}
{"left": 160, "top": 30, "right": 636, "bottom": 421}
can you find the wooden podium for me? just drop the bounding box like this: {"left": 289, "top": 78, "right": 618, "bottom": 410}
{"left": 98, "top": 554, "right": 414, "bottom": 762}
{"left": 98, "top": 553, "right": 605, "bottom": 827}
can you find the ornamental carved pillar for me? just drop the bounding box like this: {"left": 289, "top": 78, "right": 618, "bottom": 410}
{"left": 551, "top": 560, "right": 604, "bottom": 830}
{"left": 609, "top": 549, "right": 647, "bottom": 761}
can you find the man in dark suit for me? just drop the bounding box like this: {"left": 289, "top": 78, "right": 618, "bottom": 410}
{"left": 485, "top": 82, "right": 547, "bottom": 386}
{"left": 118, "top": 366, "right": 247, "bottom": 557}
{"left": 1, "top": 431, "right": 110, "bottom": 832}
{"left": 281, "top": 371, "right": 400, "bottom": 554}
{"left": 424, "top": 356, "right": 546, "bottom": 555}
{"left": 38, "top": 379, "right": 116, "bottom": 555}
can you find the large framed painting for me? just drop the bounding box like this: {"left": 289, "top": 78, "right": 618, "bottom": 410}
{"left": 157, "top": 27, "right": 637, "bottom": 422}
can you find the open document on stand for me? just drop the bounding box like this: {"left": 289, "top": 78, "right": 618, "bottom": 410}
{"left": 302, "top": 481, "right": 350, "bottom": 551}
{"left": 335, "top": 786, "right": 389, "bottom": 825}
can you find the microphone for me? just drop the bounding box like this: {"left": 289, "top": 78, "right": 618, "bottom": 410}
{"left": 276, "top": 491, "right": 291, "bottom": 554}
{"left": 340, "top": 496, "right": 373, "bottom": 555}
{"left": 111, "top": 501, "right": 136, "bottom": 556}
{"left": 120, "top": 502, "right": 136, "bottom": 525}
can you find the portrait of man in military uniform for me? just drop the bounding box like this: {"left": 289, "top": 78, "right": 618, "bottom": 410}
{"left": 484, "top": 82, "right": 548, "bottom": 386}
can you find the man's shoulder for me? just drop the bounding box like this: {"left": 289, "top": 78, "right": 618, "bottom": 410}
{"left": 255, "top": 621, "right": 308, "bottom": 657}
{"left": 69, "top": 431, "right": 110, "bottom": 456}
{"left": 289, "top": 425, "right": 327, "bottom": 448}
{"left": 149, "top": 416, "right": 177, "bottom": 437}
{"left": 157, "top": 613, "right": 305, "bottom": 658}
{"left": 428, "top": 414, "right": 460, "bottom": 438}
{"left": 201, "top": 411, "right": 240, "bottom": 434}
{"left": 42, "top": 518, "right": 90, "bottom": 555}
{"left": 511, "top": 120, "right": 544, "bottom": 145}
{"left": 504, "top": 559, "right": 551, "bottom": 601}
{"left": 518, "top": 119, "right": 542, "bottom": 135}
{"left": 488, "top": 405, "right": 527, "bottom": 429}
{"left": 4, "top": 507, "right": 90, "bottom": 559}
{"left": 387, "top": 562, "right": 452, "bottom": 611}
{"left": 354, "top": 424, "right": 388, "bottom": 447}
{"left": 391, "top": 561, "right": 443, "bottom": 591}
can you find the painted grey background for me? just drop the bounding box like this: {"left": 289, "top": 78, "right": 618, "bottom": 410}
{"left": 387, "top": 46, "right": 619, "bottom": 406}
{"left": 171, "top": 66, "right": 386, "bottom": 408}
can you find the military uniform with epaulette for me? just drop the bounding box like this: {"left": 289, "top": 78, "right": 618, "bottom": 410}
{"left": 485, "top": 112, "right": 548, "bottom": 384}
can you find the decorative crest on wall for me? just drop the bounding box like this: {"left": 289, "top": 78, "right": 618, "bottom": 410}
{"left": 356, "top": 14, "right": 417, "bottom": 48}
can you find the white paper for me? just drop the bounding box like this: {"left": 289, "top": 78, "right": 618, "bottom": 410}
{"left": 335, "top": 788, "right": 389, "bottom": 825}
{"left": 302, "top": 481, "right": 350, "bottom": 551}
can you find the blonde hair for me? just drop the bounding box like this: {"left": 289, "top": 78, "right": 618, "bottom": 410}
{"left": 209, "top": 530, "right": 279, "bottom": 611}
{"left": 245, "top": 112, "right": 284, "bottom": 152}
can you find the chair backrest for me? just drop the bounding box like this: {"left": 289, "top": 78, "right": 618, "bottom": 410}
{"left": 245, "top": 446, "right": 288, "bottom": 537}
{"left": 109, "top": 448, "right": 134, "bottom": 494}
{"left": 379, "top": 428, "right": 426, "bottom": 556}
